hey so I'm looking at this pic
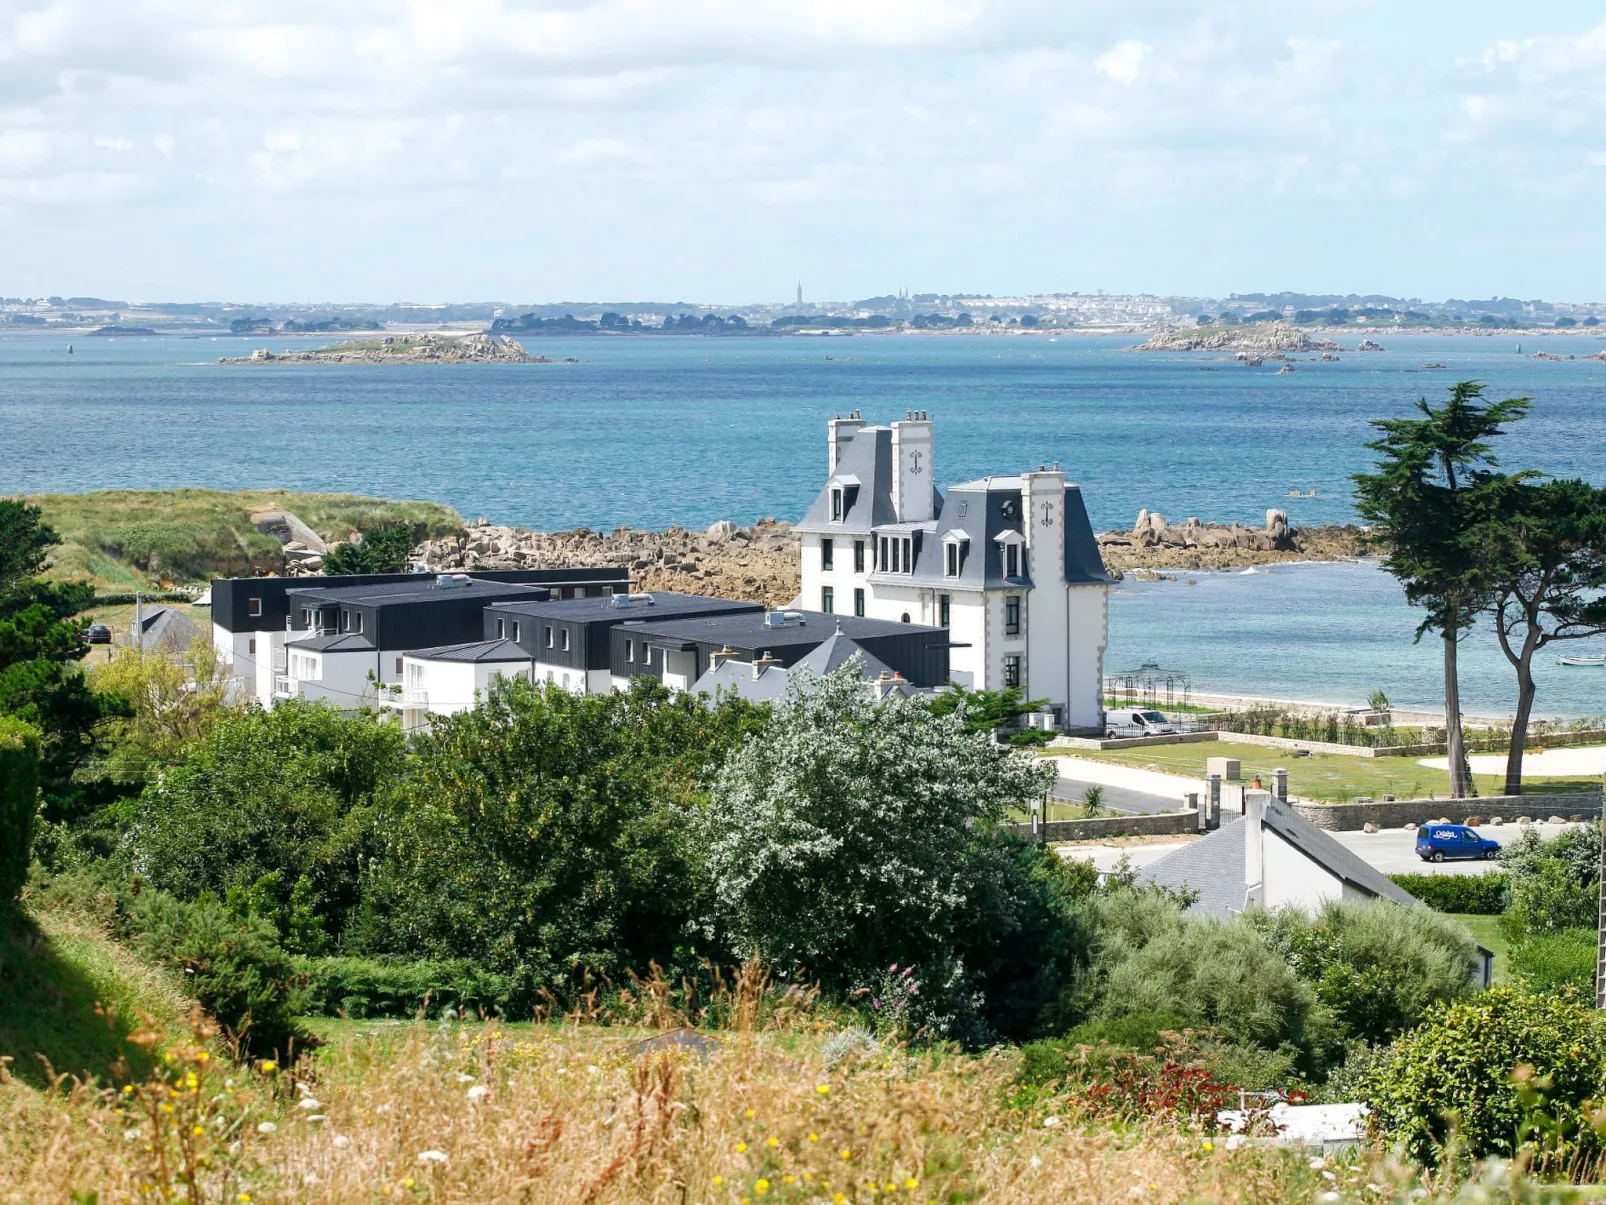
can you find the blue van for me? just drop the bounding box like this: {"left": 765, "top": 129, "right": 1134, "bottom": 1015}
{"left": 1415, "top": 824, "right": 1500, "bottom": 863}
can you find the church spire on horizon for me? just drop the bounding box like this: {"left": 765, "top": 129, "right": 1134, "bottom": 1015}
{"left": 796, "top": 280, "right": 803, "bottom": 306}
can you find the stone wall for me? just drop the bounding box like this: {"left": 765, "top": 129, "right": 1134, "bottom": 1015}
{"left": 1053, "top": 731, "right": 1218, "bottom": 752}
{"left": 1008, "top": 809, "right": 1201, "bottom": 843}
{"left": 1292, "top": 792, "right": 1602, "bottom": 832}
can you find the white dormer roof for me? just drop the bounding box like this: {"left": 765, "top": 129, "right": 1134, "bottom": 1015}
{"left": 941, "top": 529, "right": 971, "bottom": 543}
{"left": 993, "top": 529, "right": 1027, "bottom": 546}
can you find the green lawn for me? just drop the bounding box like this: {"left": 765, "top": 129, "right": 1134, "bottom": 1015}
{"left": 1060, "top": 739, "right": 1599, "bottom": 804}
{"left": 1447, "top": 914, "right": 1512, "bottom": 985}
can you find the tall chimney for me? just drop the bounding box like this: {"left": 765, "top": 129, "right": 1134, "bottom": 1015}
{"left": 890, "top": 414, "right": 934, "bottom": 522}
{"left": 828, "top": 414, "right": 866, "bottom": 474}
{"left": 1244, "top": 789, "right": 1270, "bottom": 908}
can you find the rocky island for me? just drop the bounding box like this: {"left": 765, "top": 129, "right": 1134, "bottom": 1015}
{"left": 219, "top": 332, "right": 563, "bottom": 365}
{"left": 1132, "top": 322, "right": 1344, "bottom": 353}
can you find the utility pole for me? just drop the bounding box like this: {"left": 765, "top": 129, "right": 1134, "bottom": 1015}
{"left": 1597, "top": 772, "right": 1606, "bottom": 1008}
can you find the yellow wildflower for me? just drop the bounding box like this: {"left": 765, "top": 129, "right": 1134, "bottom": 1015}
{"left": 766, "top": 1136, "right": 779, "bottom": 1148}
{"left": 905, "top": 1178, "right": 919, "bottom": 1189}
{"left": 735, "top": 1141, "right": 748, "bottom": 1153}
{"left": 816, "top": 1084, "right": 831, "bottom": 1095}
{"left": 808, "top": 1132, "right": 819, "bottom": 1142}
{"left": 755, "top": 1180, "right": 770, "bottom": 1196}
{"left": 258, "top": 1060, "right": 277, "bottom": 1073}
{"left": 713, "top": 1176, "right": 724, "bottom": 1186}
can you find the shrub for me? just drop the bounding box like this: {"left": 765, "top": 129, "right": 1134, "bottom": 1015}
{"left": 130, "top": 890, "right": 310, "bottom": 1058}
{"left": 697, "top": 665, "right": 1069, "bottom": 1045}
{"left": 1389, "top": 872, "right": 1509, "bottom": 915}
{"left": 1509, "top": 929, "right": 1597, "bottom": 996}
{"left": 298, "top": 956, "right": 513, "bottom": 1019}
{"left": 1364, "top": 986, "right": 1606, "bottom": 1168}
{"left": 1251, "top": 900, "right": 1481, "bottom": 1047}
{"left": 0, "top": 716, "right": 41, "bottom": 908}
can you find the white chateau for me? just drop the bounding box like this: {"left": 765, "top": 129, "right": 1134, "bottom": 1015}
{"left": 795, "top": 411, "right": 1112, "bottom": 731}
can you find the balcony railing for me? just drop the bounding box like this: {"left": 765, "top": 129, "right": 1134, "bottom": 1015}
{"left": 273, "top": 675, "right": 294, "bottom": 697}
{"left": 403, "top": 689, "right": 429, "bottom": 706}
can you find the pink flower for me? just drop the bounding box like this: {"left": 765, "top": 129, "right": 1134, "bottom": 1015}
{"left": 889, "top": 964, "right": 898, "bottom": 974}
{"left": 902, "top": 967, "right": 914, "bottom": 978}
{"left": 909, "top": 986, "right": 919, "bottom": 995}
{"left": 872, "top": 998, "right": 881, "bottom": 1010}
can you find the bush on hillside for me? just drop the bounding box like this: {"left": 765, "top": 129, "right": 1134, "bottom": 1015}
{"left": 1389, "top": 872, "right": 1508, "bottom": 915}
{"left": 1509, "top": 929, "right": 1597, "bottom": 995}
{"left": 695, "top": 664, "right": 1076, "bottom": 1045}
{"left": 126, "top": 700, "right": 408, "bottom": 948}
{"left": 298, "top": 957, "right": 513, "bottom": 1019}
{"left": 1364, "top": 986, "right": 1606, "bottom": 1168}
{"left": 0, "top": 716, "right": 41, "bottom": 908}
{"left": 1499, "top": 824, "right": 1600, "bottom": 940}
{"left": 129, "top": 890, "right": 310, "bottom": 1059}
{"left": 348, "top": 676, "right": 765, "bottom": 1003}
{"left": 1250, "top": 900, "right": 1480, "bottom": 1047}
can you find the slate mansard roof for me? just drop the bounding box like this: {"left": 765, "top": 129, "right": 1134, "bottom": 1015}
{"left": 286, "top": 577, "right": 549, "bottom": 608}
{"left": 285, "top": 633, "right": 377, "bottom": 653}
{"left": 795, "top": 424, "right": 942, "bottom": 535}
{"left": 795, "top": 422, "right": 1110, "bottom": 589}
{"left": 486, "top": 591, "right": 760, "bottom": 623}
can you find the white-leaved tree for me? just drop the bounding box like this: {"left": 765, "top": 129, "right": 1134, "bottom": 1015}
{"left": 695, "top": 662, "right": 1065, "bottom": 1040}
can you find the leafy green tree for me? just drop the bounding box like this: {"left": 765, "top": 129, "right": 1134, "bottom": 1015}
{"left": 127, "top": 699, "right": 408, "bottom": 947}
{"left": 1353, "top": 382, "right": 1531, "bottom": 797}
{"left": 695, "top": 666, "right": 1074, "bottom": 1042}
{"left": 322, "top": 523, "right": 418, "bottom": 575}
{"left": 1479, "top": 477, "right": 1606, "bottom": 793}
{"left": 925, "top": 682, "right": 1047, "bottom": 734}
{"left": 351, "top": 677, "right": 764, "bottom": 999}
{"left": 0, "top": 715, "right": 41, "bottom": 909}
{"left": 1364, "top": 987, "right": 1606, "bottom": 1167}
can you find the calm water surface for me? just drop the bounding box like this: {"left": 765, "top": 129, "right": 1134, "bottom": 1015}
{"left": 3, "top": 329, "right": 1603, "bottom": 715}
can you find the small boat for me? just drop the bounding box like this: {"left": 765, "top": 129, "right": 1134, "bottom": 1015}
{"left": 1557, "top": 654, "right": 1605, "bottom": 667}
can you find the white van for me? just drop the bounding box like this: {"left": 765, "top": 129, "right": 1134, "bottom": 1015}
{"left": 1105, "top": 708, "right": 1177, "bottom": 737}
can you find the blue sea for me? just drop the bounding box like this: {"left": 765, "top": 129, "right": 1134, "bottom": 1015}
{"left": 3, "top": 328, "right": 1604, "bottom": 717}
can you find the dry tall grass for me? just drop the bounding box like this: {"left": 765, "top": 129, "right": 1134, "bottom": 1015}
{"left": 0, "top": 970, "right": 1571, "bottom": 1203}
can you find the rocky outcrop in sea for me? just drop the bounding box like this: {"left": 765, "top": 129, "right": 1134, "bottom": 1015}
{"left": 1096, "top": 509, "right": 1365, "bottom": 573}
{"left": 1132, "top": 323, "right": 1343, "bottom": 353}
{"left": 220, "top": 332, "right": 557, "bottom": 365}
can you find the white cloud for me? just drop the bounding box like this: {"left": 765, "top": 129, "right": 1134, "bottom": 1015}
{"left": 1, "top": 1, "right": 1605, "bottom": 298}
{"left": 1094, "top": 40, "right": 1152, "bottom": 84}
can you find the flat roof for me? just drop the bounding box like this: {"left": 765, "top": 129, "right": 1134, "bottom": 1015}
{"left": 285, "top": 633, "right": 376, "bottom": 652}
{"left": 286, "top": 577, "right": 551, "bottom": 607}
{"left": 487, "top": 591, "right": 762, "bottom": 622}
{"left": 405, "top": 639, "right": 532, "bottom": 663}
{"left": 630, "top": 610, "right": 942, "bottom": 650}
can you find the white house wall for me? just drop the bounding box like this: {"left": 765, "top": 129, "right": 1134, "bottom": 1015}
{"left": 1065, "top": 584, "right": 1108, "bottom": 729}
{"left": 1262, "top": 831, "right": 1344, "bottom": 911}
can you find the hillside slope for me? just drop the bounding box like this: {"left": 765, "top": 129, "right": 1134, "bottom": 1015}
{"left": 28, "top": 489, "right": 463, "bottom": 589}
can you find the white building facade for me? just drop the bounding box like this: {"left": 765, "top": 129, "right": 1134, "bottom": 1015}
{"left": 795, "top": 412, "right": 1112, "bottom": 731}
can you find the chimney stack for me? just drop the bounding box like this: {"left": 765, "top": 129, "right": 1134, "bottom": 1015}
{"left": 828, "top": 413, "right": 866, "bottom": 474}
{"left": 1244, "top": 789, "right": 1271, "bottom": 908}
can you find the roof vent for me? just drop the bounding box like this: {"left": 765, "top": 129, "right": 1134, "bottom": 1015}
{"left": 763, "top": 611, "right": 806, "bottom": 628}
{"left": 610, "top": 592, "right": 655, "bottom": 608}
{"left": 435, "top": 573, "right": 472, "bottom": 588}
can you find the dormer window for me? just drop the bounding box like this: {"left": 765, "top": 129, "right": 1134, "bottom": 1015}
{"left": 831, "top": 488, "right": 844, "bottom": 521}
{"left": 1006, "top": 545, "right": 1019, "bottom": 578}
{"left": 945, "top": 543, "right": 959, "bottom": 577}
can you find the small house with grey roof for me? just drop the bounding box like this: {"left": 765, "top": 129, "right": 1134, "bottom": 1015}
{"left": 1141, "top": 792, "right": 1495, "bottom": 988}
{"left": 795, "top": 412, "right": 1112, "bottom": 731}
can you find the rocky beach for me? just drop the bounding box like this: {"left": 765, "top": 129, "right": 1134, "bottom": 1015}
{"left": 387, "top": 510, "right": 1367, "bottom": 606}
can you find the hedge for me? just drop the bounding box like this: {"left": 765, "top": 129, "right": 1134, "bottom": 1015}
{"left": 1388, "top": 872, "right": 1508, "bottom": 915}
{"left": 297, "top": 956, "right": 514, "bottom": 1019}
{"left": 0, "top": 717, "right": 41, "bottom": 909}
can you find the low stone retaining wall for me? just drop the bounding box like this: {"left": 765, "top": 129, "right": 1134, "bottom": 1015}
{"left": 1292, "top": 792, "right": 1602, "bottom": 832}
{"left": 1008, "top": 809, "right": 1201, "bottom": 843}
{"left": 1221, "top": 731, "right": 1432, "bottom": 759}
{"left": 1053, "top": 731, "right": 1218, "bottom": 752}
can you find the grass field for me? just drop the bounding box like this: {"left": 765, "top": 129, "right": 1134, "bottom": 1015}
{"left": 1447, "top": 914, "right": 1512, "bottom": 985}
{"left": 1064, "top": 740, "right": 1600, "bottom": 803}
{"left": 29, "top": 488, "right": 463, "bottom": 589}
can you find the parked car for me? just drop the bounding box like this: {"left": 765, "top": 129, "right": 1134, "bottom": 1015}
{"left": 1415, "top": 824, "right": 1501, "bottom": 863}
{"left": 82, "top": 623, "right": 112, "bottom": 645}
{"left": 1105, "top": 708, "right": 1177, "bottom": 738}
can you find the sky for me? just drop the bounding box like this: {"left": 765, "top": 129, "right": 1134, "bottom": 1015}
{"left": 5, "top": 0, "right": 1606, "bottom": 304}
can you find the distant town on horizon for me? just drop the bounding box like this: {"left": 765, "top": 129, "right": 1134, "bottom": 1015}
{"left": 5, "top": 290, "right": 1606, "bottom": 338}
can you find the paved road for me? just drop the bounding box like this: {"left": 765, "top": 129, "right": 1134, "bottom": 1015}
{"left": 1052, "top": 776, "right": 1180, "bottom": 816}
{"left": 1057, "top": 821, "right": 1587, "bottom": 878}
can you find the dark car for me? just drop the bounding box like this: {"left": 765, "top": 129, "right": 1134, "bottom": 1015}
{"left": 82, "top": 624, "right": 112, "bottom": 645}
{"left": 1415, "top": 824, "right": 1500, "bottom": 863}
